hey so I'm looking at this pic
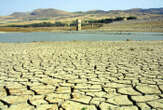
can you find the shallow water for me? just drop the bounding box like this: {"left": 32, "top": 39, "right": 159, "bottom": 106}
{"left": 0, "top": 31, "right": 163, "bottom": 42}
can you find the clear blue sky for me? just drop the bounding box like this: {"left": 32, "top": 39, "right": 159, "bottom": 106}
{"left": 0, "top": 0, "right": 163, "bottom": 16}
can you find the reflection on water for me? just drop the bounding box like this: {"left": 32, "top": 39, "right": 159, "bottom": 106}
{"left": 0, "top": 32, "right": 163, "bottom": 43}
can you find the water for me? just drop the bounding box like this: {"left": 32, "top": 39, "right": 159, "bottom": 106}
{"left": 0, "top": 31, "right": 163, "bottom": 43}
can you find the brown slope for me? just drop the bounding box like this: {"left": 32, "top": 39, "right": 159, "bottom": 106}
{"left": 10, "top": 8, "right": 73, "bottom": 18}
{"left": 30, "top": 8, "right": 73, "bottom": 17}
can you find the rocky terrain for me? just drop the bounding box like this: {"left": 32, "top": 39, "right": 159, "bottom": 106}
{"left": 0, "top": 41, "right": 163, "bottom": 110}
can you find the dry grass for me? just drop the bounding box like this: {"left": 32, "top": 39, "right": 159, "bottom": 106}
{"left": 0, "top": 27, "right": 74, "bottom": 32}
{"left": 0, "top": 18, "right": 163, "bottom": 32}
{"left": 0, "top": 24, "right": 100, "bottom": 32}
{"left": 100, "top": 20, "right": 163, "bottom": 32}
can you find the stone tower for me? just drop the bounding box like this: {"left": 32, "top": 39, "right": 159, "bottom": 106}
{"left": 76, "top": 19, "right": 81, "bottom": 31}
{"left": 124, "top": 18, "right": 127, "bottom": 21}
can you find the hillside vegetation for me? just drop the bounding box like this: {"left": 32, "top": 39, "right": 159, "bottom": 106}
{"left": 0, "top": 8, "right": 163, "bottom": 32}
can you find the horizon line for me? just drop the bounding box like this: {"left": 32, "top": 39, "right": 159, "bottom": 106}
{"left": 0, "top": 7, "right": 163, "bottom": 16}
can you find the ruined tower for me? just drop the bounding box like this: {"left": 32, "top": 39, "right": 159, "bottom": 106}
{"left": 76, "top": 19, "right": 81, "bottom": 31}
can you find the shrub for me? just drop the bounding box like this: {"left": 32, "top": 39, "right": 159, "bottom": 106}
{"left": 86, "top": 17, "right": 125, "bottom": 24}
{"left": 54, "top": 22, "right": 66, "bottom": 27}
{"left": 129, "top": 47, "right": 135, "bottom": 51}
{"left": 81, "top": 107, "right": 87, "bottom": 110}
{"left": 70, "top": 21, "right": 77, "bottom": 26}
{"left": 127, "top": 16, "right": 137, "bottom": 20}
{"left": 7, "top": 22, "right": 66, "bottom": 27}
{"left": 113, "top": 17, "right": 124, "bottom": 21}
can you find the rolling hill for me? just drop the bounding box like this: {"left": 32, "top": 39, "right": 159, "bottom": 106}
{"left": 124, "top": 8, "right": 163, "bottom": 14}
{"left": 10, "top": 8, "right": 73, "bottom": 18}
{"left": 9, "top": 8, "right": 163, "bottom": 18}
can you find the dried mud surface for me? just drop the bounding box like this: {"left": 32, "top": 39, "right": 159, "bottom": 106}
{"left": 0, "top": 41, "right": 163, "bottom": 110}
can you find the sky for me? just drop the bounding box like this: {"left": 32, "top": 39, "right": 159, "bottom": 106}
{"left": 0, "top": 0, "right": 163, "bottom": 16}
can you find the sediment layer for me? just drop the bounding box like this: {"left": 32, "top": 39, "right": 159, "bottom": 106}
{"left": 0, "top": 41, "right": 163, "bottom": 110}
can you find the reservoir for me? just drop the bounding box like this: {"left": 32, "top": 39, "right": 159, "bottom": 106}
{"left": 0, "top": 32, "right": 163, "bottom": 43}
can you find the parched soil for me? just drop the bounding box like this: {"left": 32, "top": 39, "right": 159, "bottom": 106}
{"left": 0, "top": 41, "right": 163, "bottom": 110}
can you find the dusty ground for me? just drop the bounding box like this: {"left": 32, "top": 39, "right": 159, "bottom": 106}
{"left": 0, "top": 41, "right": 163, "bottom": 110}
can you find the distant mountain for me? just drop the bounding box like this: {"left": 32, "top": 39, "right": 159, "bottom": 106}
{"left": 10, "top": 12, "right": 30, "bottom": 17}
{"left": 10, "top": 8, "right": 163, "bottom": 18}
{"left": 30, "top": 8, "right": 73, "bottom": 17}
{"left": 76, "top": 8, "right": 163, "bottom": 15}
{"left": 85, "top": 10, "right": 108, "bottom": 14}
{"left": 74, "top": 10, "right": 108, "bottom": 15}
{"left": 124, "top": 8, "right": 163, "bottom": 14}
{"left": 10, "top": 8, "right": 73, "bottom": 18}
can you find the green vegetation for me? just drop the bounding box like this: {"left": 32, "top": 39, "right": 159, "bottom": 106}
{"left": 129, "top": 47, "right": 135, "bottom": 51}
{"left": 86, "top": 16, "right": 136, "bottom": 24}
{"left": 87, "top": 18, "right": 113, "bottom": 24}
{"left": 69, "top": 20, "right": 103, "bottom": 27}
{"left": 69, "top": 21, "right": 76, "bottom": 26}
{"left": 108, "top": 106, "right": 112, "bottom": 110}
{"left": 27, "top": 18, "right": 50, "bottom": 21}
{"left": 5, "top": 21, "right": 103, "bottom": 29}
{"left": 81, "top": 107, "right": 87, "bottom": 110}
{"left": 5, "top": 16, "right": 137, "bottom": 28}
{"left": 127, "top": 16, "right": 137, "bottom": 20}
{"left": 7, "top": 22, "right": 66, "bottom": 27}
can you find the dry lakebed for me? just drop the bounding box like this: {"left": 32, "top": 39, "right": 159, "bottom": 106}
{"left": 0, "top": 41, "right": 163, "bottom": 110}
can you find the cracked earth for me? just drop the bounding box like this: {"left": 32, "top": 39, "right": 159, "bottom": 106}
{"left": 0, "top": 41, "right": 163, "bottom": 110}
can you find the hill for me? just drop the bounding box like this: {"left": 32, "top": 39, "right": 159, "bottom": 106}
{"left": 10, "top": 8, "right": 73, "bottom": 18}
{"left": 124, "top": 8, "right": 163, "bottom": 14}
{"left": 9, "top": 8, "right": 163, "bottom": 18}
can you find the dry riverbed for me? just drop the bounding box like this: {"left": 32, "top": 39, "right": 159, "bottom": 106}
{"left": 0, "top": 41, "right": 163, "bottom": 110}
